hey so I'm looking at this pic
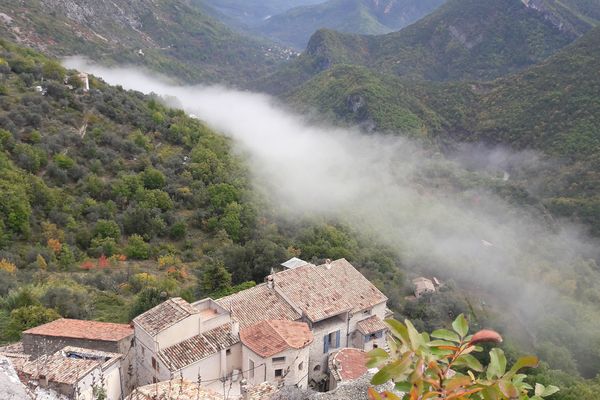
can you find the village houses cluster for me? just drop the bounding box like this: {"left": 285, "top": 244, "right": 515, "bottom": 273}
{"left": 0, "top": 258, "right": 398, "bottom": 399}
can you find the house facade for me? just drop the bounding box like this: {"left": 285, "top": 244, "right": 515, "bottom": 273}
{"left": 217, "top": 258, "right": 390, "bottom": 389}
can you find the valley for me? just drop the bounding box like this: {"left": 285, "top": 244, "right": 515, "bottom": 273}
{"left": 1, "top": 0, "right": 600, "bottom": 398}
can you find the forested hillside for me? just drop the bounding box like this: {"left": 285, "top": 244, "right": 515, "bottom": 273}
{"left": 0, "top": 39, "right": 406, "bottom": 343}
{"left": 258, "top": 0, "right": 599, "bottom": 93}
{"left": 288, "top": 25, "right": 600, "bottom": 234}
{"left": 254, "top": 0, "right": 446, "bottom": 49}
{"left": 0, "top": 0, "right": 291, "bottom": 85}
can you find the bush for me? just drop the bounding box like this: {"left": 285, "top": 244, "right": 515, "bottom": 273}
{"left": 125, "top": 234, "right": 150, "bottom": 260}
{"left": 5, "top": 305, "right": 60, "bottom": 341}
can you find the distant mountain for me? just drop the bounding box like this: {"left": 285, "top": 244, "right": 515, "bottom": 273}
{"left": 255, "top": 0, "right": 447, "bottom": 49}
{"left": 287, "top": 26, "right": 600, "bottom": 233}
{"left": 261, "top": 0, "right": 599, "bottom": 89}
{"left": 0, "top": 0, "right": 292, "bottom": 85}
{"left": 198, "top": 0, "right": 324, "bottom": 28}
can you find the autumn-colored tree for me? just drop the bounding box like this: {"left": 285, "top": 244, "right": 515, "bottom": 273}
{"left": 47, "top": 238, "right": 61, "bottom": 254}
{"left": 367, "top": 314, "right": 559, "bottom": 400}
{"left": 98, "top": 254, "right": 109, "bottom": 269}
{"left": 0, "top": 258, "right": 16, "bottom": 274}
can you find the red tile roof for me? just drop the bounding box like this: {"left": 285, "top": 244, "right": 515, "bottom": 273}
{"left": 273, "top": 259, "right": 388, "bottom": 322}
{"left": 240, "top": 320, "right": 313, "bottom": 358}
{"left": 328, "top": 348, "right": 368, "bottom": 382}
{"left": 23, "top": 318, "right": 133, "bottom": 342}
{"left": 356, "top": 316, "right": 387, "bottom": 335}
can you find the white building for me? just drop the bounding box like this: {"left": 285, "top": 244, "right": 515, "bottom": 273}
{"left": 218, "top": 258, "right": 391, "bottom": 388}
{"left": 133, "top": 298, "right": 241, "bottom": 395}
{"left": 240, "top": 320, "right": 312, "bottom": 389}
{"left": 131, "top": 258, "right": 391, "bottom": 395}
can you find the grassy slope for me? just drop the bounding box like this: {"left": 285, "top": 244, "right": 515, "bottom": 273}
{"left": 0, "top": 0, "right": 288, "bottom": 85}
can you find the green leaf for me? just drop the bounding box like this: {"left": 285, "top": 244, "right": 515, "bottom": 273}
{"left": 506, "top": 355, "right": 539, "bottom": 378}
{"left": 452, "top": 314, "right": 469, "bottom": 337}
{"left": 366, "top": 348, "right": 389, "bottom": 368}
{"left": 535, "top": 383, "right": 560, "bottom": 397}
{"left": 394, "top": 382, "right": 411, "bottom": 392}
{"left": 385, "top": 319, "right": 410, "bottom": 345}
{"left": 454, "top": 354, "right": 484, "bottom": 372}
{"left": 405, "top": 319, "right": 424, "bottom": 350}
{"left": 487, "top": 348, "right": 507, "bottom": 380}
{"left": 371, "top": 356, "right": 412, "bottom": 385}
{"left": 431, "top": 329, "right": 461, "bottom": 343}
{"left": 542, "top": 385, "right": 560, "bottom": 397}
{"left": 535, "top": 383, "right": 545, "bottom": 396}
{"left": 428, "top": 339, "right": 458, "bottom": 347}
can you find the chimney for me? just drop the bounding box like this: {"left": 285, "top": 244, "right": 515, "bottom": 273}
{"left": 325, "top": 259, "right": 332, "bottom": 269}
{"left": 267, "top": 275, "right": 274, "bottom": 290}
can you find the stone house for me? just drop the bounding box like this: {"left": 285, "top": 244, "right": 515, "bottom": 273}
{"left": 240, "top": 320, "right": 313, "bottom": 390}
{"left": 20, "top": 346, "right": 123, "bottom": 400}
{"left": 413, "top": 277, "right": 436, "bottom": 298}
{"left": 327, "top": 348, "right": 368, "bottom": 391}
{"left": 217, "top": 258, "right": 391, "bottom": 388}
{"left": 21, "top": 318, "right": 135, "bottom": 393}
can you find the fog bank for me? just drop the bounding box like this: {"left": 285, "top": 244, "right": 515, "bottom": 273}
{"left": 65, "top": 58, "right": 600, "bottom": 346}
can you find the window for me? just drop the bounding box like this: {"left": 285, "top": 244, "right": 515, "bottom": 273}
{"left": 249, "top": 359, "right": 255, "bottom": 379}
{"left": 275, "top": 369, "right": 283, "bottom": 378}
{"left": 152, "top": 377, "right": 158, "bottom": 384}
{"left": 272, "top": 356, "right": 285, "bottom": 363}
{"left": 298, "top": 362, "right": 304, "bottom": 371}
{"left": 226, "top": 349, "right": 231, "bottom": 356}
{"left": 323, "top": 330, "right": 341, "bottom": 353}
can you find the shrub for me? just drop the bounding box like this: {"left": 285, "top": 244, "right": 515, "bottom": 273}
{"left": 125, "top": 234, "right": 150, "bottom": 260}
{"left": 367, "top": 314, "right": 559, "bottom": 400}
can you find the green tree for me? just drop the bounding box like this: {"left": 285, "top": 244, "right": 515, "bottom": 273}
{"left": 6, "top": 305, "right": 60, "bottom": 341}
{"left": 201, "top": 260, "right": 232, "bottom": 296}
{"left": 142, "top": 168, "right": 166, "bottom": 190}
{"left": 125, "top": 234, "right": 150, "bottom": 260}
{"left": 93, "top": 219, "right": 121, "bottom": 241}
{"left": 129, "top": 287, "right": 166, "bottom": 319}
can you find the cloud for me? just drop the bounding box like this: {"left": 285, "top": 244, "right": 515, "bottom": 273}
{"left": 64, "top": 57, "right": 600, "bottom": 372}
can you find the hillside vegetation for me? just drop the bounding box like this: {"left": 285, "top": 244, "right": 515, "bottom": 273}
{"left": 259, "top": 0, "right": 600, "bottom": 92}
{"left": 288, "top": 26, "right": 600, "bottom": 234}
{"left": 0, "top": 0, "right": 291, "bottom": 85}
{"left": 0, "top": 39, "right": 407, "bottom": 342}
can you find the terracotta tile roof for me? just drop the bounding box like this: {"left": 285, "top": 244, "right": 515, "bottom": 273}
{"left": 273, "top": 259, "right": 388, "bottom": 322}
{"left": 216, "top": 284, "right": 301, "bottom": 329}
{"left": 240, "top": 320, "right": 313, "bottom": 358}
{"left": 21, "top": 354, "right": 100, "bottom": 385}
{"left": 126, "top": 379, "right": 222, "bottom": 400}
{"left": 133, "top": 297, "right": 198, "bottom": 336}
{"left": 245, "top": 382, "right": 279, "bottom": 400}
{"left": 158, "top": 323, "right": 239, "bottom": 371}
{"left": 356, "top": 316, "right": 387, "bottom": 335}
{"left": 23, "top": 318, "right": 133, "bottom": 342}
{"left": 328, "top": 348, "right": 368, "bottom": 382}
